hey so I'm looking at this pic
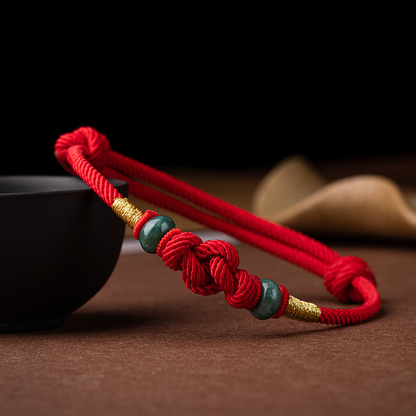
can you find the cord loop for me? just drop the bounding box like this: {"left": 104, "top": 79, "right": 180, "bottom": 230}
{"left": 54, "top": 126, "right": 111, "bottom": 174}
{"left": 324, "top": 256, "right": 376, "bottom": 303}
{"left": 52, "top": 126, "right": 382, "bottom": 325}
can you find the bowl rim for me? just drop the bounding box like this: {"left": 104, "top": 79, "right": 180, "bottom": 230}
{"left": 0, "top": 175, "right": 128, "bottom": 196}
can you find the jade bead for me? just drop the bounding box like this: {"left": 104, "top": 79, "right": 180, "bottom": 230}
{"left": 250, "top": 279, "right": 282, "bottom": 320}
{"left": 139, "top": 215, "right": 175, "bottom": 254}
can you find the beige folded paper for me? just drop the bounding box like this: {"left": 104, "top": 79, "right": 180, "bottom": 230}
{"left": 252, "top": 156, "right": 416, "bottom": 241}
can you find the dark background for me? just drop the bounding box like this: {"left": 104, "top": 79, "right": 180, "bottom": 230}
{"left": 1, "top": 51, "right": 413, "bottom": 176}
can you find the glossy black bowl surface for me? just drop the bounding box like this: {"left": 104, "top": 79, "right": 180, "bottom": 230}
{"left": 0, "top": 176, "right": 128, "bottom": 332}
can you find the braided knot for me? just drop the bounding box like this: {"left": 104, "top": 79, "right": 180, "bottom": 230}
{"left": 160, "top": 231, "right": 262, "bottom": 310}
{"left": 54, "top": 126, "right": 111, "bottom": 174}
{"left": 324, "top": 256, "right": 377, "bottom": 303}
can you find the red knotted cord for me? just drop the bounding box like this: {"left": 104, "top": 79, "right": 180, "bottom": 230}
{"left": 54, "top": 127, "right": 382, "bottom": 325}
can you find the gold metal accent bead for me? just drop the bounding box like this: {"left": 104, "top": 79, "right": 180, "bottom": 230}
{"left": 283, "top": 295, "right": 321, "bottom": 323}
{"left": 111, "top": 197, "right": 144, "bottom": 228}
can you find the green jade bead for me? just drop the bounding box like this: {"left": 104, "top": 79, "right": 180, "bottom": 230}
{"left": 250, "top": 279, "right": 282, "bottom": 320}
{"left": 139, "top": 215, "right": 176, "bottom": 254}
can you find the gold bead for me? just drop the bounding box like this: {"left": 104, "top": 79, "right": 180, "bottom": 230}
{"left": 111, "top": 198, "right": 144, "bottom": 228}
{"left": 283, "top": 295, "right": 321, "bottom": 323}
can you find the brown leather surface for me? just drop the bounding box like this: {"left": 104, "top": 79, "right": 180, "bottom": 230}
{"left": 1, "top": 157, "right": 415, "bottom": 415}
{"left": 1, "top": 243, "right": 415, "bottom": 416}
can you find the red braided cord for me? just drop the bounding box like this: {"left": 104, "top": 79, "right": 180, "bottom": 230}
{"left": 105, "top": 168, "right": 334, "bottom": 277}
{"left": 154, "top": 229, "right": 263, "bottom": 309}
{"left": 274, "top": 286, "right": 290, "bottom": 319}
{"left": 54, "top": 127, "right": 382, "bottom": 325}
{"left": 54, "top": 127, "right": 122, "bottom": 205}
{"left": 107, "top": 151, "right": 340, "bottom": 268}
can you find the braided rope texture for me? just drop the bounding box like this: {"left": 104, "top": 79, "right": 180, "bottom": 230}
{"left": 157, "top": 229, "right": 262, "bottom": 310}
{"left": 54, "top": 126, "right": 382, "bottom": 325}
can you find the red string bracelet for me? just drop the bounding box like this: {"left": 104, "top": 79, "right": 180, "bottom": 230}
{"left": 54, "top": 126, "right": 381, "bottom": 325}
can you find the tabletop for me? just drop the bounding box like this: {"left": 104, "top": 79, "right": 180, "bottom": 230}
{"left": 1, "top": 155, "right": 415, "bottom": 416}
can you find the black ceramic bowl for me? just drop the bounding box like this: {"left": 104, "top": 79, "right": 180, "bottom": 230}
{"left": 0, "top": 176, "right": 128, "bottom": 332}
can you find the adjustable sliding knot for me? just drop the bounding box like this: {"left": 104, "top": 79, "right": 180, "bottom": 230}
{"left": 53, "top": 126, "right": 382, "bottom": 326}
{"left": 158, "top": 230, "right": 262, "bottom": 310}
{"left": 54, "top": 126, "right": 111, "bottom": 175}
{"left": 324, "top": 256, "right": 376, "bottom": 304}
